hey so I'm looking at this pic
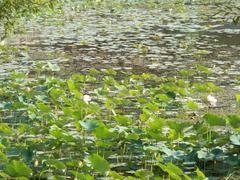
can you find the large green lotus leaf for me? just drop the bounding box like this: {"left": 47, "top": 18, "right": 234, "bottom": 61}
{"left": 50, "top": 125, "right": 76, "bottom": 142}
{"left": 21, "top": 148, "right": 33, "bottom": 162}
{"left": 0, "top": 151, "right": 8, "bottom": 164}
{"left": 135, "top": 169, "right": 153, "bottom": 178}
{"left": 0, "top": 123, "right": 12, "bottom": 135}
{"left": 45, "top": 159, "right": 66, "bottom": 170}
{"left": 197, "top": 149, "right": 214, "bottom": 161}
{"left": 195, "top": 168, "right": 206, "bottom": 179}
{"left": 236, "top": 94, "right": 240, "bottom": 103}
{"left": 108, "top": 171, "right": 123, "bottom": 180}
{"left": 203, "top": 113, "right": 226, "bottom": 126}
{"left": 80, "top": 120, "right": 99, "bottom": 132}
{"left": 52, "top": 176, "right": 65, "bottom": 180}
{"left": 126, "top": 176, "right": 136, "bottom": 180}
{"left": 167, "top": 121, "right": 191, "bottom": 133}
{"left": 49, "top": 88, "right": 64, "bottom": 101}
{"left": 94, "top": 126, "right": 117, "bottom": 139}
{"left": 227, "top": 115, "right": 240, "bottom": 128}
{"left": 114, "top": 115, "right": 133, "bottom": 126}
{"left": 126, "top": 132, "right": 139, "bottom": 140}
{"left": 166, "top": 91, "right": 176, "bottom": 99}
{"left": 88, "top": 154, "right": 110, "bottom": 175}
{"left": 36, "top": 103, "right": 51, "bottom": 113}
{"left": 70, "top": 170, "right": 94, "bottom": 180}
{"left": 4, "top": 160, "right": 32, "bottom": 178}
{"left": 158, "top": 163, "right": 181, "bottom": 180}
{"left": 0, "top": 172, "right": 10, "bottom": 178}
{"left": 96, "top": 140, "right": 115, "bottom": 148}
{"left": 156, "top": 94, "right": 171, "bottom": 103}
{"left": 166, "top": 163, "right": 184, "bottom": 175}
{"left": 225, "top": 155, "right": 239, "bottom": 166}
{"left": 148, "top": 117, "right": 164, "bottom": 130}
{"left": 230, "top": 134, "right": 240, "bottom": 146}
{"left": 186, "top": 100, "right": 199, "bottom": 110}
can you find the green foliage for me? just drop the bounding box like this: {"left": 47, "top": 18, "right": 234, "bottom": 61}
{"left": 4, "top": 160, "right": 32, "bottom": 178}
{"left": 87, "top": 154, "right": 110, "bottom": 175}
{"left": 203, "top": 113, "right": 226, "bottom": 126}
{"left": 216, "top": 4, "right": 240, "bottom": 24}
{"left": 0, "top": 66, "right": 239, "bottom": 179}
{"left": 0, "top": 0, "right": 60, "bottom": 39}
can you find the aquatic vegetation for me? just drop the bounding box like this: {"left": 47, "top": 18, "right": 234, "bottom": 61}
{"left": 0, "top": 65, "right": 239, "bottom": 179}
{"left": 0, "top": 0, "right": 239, "bottom": 179}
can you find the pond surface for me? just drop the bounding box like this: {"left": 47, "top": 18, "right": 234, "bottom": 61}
{"left": 1, "top": 1, "right": 240, "bottom": 109}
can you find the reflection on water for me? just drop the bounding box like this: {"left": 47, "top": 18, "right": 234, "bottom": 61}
{"left": 1, "top": 3, "right": 240, "bottom": 90}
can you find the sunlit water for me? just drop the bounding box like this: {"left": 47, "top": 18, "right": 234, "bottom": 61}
{"left": 1, "top": 2, "right": 240, "bottom": 110}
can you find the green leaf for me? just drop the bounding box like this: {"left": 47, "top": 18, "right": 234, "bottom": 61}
{"left": 0, "top": 172, "right": 10, "bottom": 178}
{"left": 94, "top": 126, "right": 117, "bottom": 139}
{"left": 156, "top": 94, "right": 171, "bottom": 103}
{"left": 203, "top": 113, "right": 225, "bottom": 126}
{"left": 4, "top": 160, "right": 32, "bottom": 178}
{"left": 126, "top": 133, "right": 139, "bottom": 140}
{"left": 167, "top": 122, "right": 191, "bottom": 134}
{"left": 0, "top": 151, "right": 8, "bottom": 164}
{"left": 0, "top": 124, "right": 12, "bottom": 135}
{"left": 114, "top": 115, "right": 133, "bottom": 126}
{"left": 158, "top": 163, "right": 182, "bottom": 180}
{"left": 45, "top": 159, "right": 66, "bottom": 170}
{"left": 70, "top": 171, "right": 94, "bottom": 180}
{"left": 148, "top": 117, "right": 164, "bottom": 130}
{"left": 230, "top": 134, "right": 240, "bottom": 146}
{"left": 236, "top": 94, "right": 240, "bottom": 103}
{"left": 36, "top": 103, "right": 51, "bottom": 113}
{"left": 228, "top": 115, "right": 240, "bottom": 128}
{"left": 196, "top": 65, "right": 211, "bottom": 74}
{"left": 88, "top": 154, "right": 110, "bottom": 175}
{"left": 195, "top": 168, "right": 206, "bottom": 179}
{"left": 108, "top": 171, "right": 123, "bottom": 180}
{"left": 80, "top": 120, "right": 99, "bottom": 132}
{"left": 166, "top": 162, "right": 184, "bottom": 175}
{"left": 135, "top": 169, "right": 153, "bottom": 178}
{"left": 186, "top": 100, "right": 199, "bottom": 110}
